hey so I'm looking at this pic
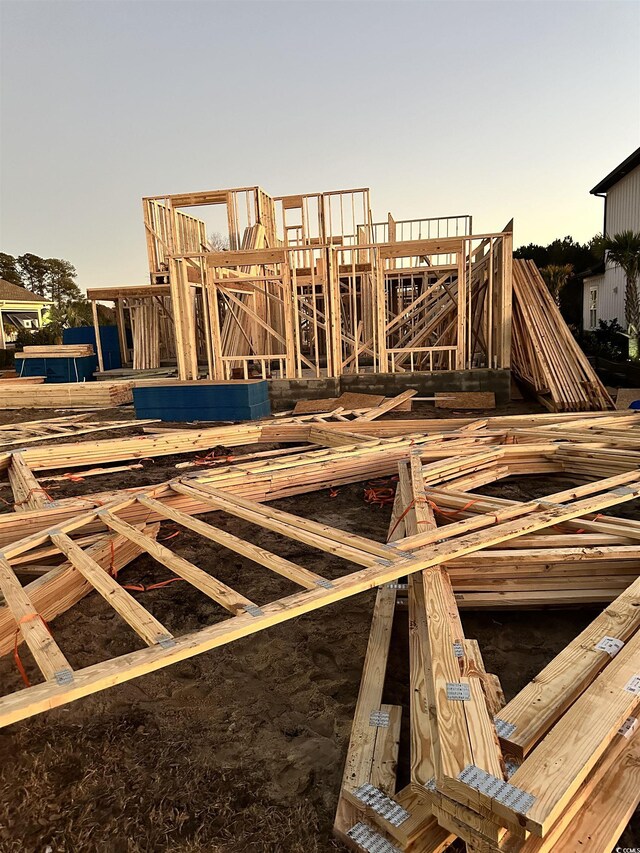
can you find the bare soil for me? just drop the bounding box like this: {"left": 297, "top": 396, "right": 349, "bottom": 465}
{"left": 0, "top": 403, "right": 637, "bottom": 852}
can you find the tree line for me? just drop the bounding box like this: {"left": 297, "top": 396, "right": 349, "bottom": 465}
{"left": 0, "top": 252, "right": 115, "bottom": 346}
{"left": 516, "top": 231, "right": 640, "bottom": 360}
{"left": 0, "top": 252, "right": 83, "bottom": 306}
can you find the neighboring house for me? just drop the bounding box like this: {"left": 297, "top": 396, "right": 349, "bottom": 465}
{"left": 0, "top": 279, "right": 53, "bottom": 347}
{"left": 583, "top": 146, "right": 640, "bottom": 330}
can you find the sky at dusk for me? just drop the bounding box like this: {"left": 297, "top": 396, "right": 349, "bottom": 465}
{"left": 1, "top": 0, "right": 639, "bottom": 289}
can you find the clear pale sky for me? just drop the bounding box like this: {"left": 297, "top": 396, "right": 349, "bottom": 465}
{"left": 1, "top": 0, "right": 639, "bottom": 289}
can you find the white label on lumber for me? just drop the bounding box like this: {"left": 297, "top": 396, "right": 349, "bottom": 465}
{"left": 624, "top": 675, "right": 640, "bottom": 696}
{"left": 595, "top": 636, "right": 624, "bottom": 657}
{"left": 618, "top": 717, "right": 638, "bottom": 739}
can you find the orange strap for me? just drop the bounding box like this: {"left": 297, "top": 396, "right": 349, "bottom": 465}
{"left": 575, "top": 513, "right": 604, "bottom": 534}
{"left": 109, "top": 539, "right": 116, "bottom": 577}
{"left": 60, "top": 472, "right": 86, "bottom": 482}
{"left": 121, "top": 578, "right": 184, "bottom": 593}
{"left": 14, "top": 487, "right": 56, "bottom": 507}
{"left": 14, "top": 613, "right": 52, "bottom": 688}
{"left": 13, "top": 631, "right": 30, "bottom": 687}
{"left": 430, "top": 498, "right": 481, "bottom": 520}
{"left": 159, "top": 529, "right": 181, "bottom": 542}
{"left": 364, "top": 478, "right": 397, "bottom": 508}
{"left": 193, "top": 451, "right": 234, "bottom": 467}
{"left": 388, "top": 498, "right": 432, "bottom": 537}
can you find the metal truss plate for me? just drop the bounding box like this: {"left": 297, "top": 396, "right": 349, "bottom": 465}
{"left": 452, "top": 641, "right": 464, "bottom": 658}
{"left": 385, "top": 582, "right": 408, "bottom": 591}
{"left": 446, "top": 682, "right": 470, "bottom": 701}
{"left": 353, "top": 783, "right": 410, "bottom": 826}
{"left": 618, "top": 716, "right": 638, "bottom": 739}
{"left": 494, "top": 717, "right": 517, "bottom": 739}
{"left": 157, "top": 635, "right": 176, "bottom": 649}
{"left": 611, "top": 485, "right": 638, "bottom": 496}
{"left": 347, "top": 822, "right": 402, "bottom": 853}
{"left": 624, "top": 674, "right": 640, "bottom": 696}
{"left": 595, "top": 636, "right": 624, "bottom": 657}
{"left": 54, "top": 669, "right": 74, "bottom": 686}
{"left": 458, "top": 765, "right": 535, "bottom": 815}
{"left": 369, "top": 710, "right": 390, "bottom": 728}
{"left": 505, "top": 760, "right": 520, "bottom": 779}
{"left": 243, "top": 604, "right": 264, "bottom": 617}
{"left": 315, "top": 578, "right": 334, "bottom": 589}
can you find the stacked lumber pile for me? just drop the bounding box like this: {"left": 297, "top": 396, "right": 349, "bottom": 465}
{"left": 0, "top": 381, "right": 133, "bottom": 409}
{"left": 511, "top": 259, "right": 613, "bottom": 411}
{"left": 16, "top": 344, "right": 95, "bottom": 359}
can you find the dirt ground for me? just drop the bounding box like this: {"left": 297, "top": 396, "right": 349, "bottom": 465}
{"left": 0, "top": 403, "right": 637, "bottom": 852}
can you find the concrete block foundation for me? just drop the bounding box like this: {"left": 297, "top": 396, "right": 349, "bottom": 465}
{"left": 269, "top": 369, "right": 511, "bottom": 410}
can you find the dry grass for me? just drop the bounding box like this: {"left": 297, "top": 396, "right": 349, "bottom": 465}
{"left": 0, "top": 709, "right": 339, "bottom": 853}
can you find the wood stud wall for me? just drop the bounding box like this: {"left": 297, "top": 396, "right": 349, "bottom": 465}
{"left": 90, "top": 185, "right": 513, "bottom": 380}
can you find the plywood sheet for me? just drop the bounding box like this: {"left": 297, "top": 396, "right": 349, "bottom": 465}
{"left": 292, "top": 398, "right": 339, "bottom": 414}
{"left": 335, "top": 392, "right": 385, "bottom": 410}
{"left": 435, "top": 392, "right": 495, "bottom": 410}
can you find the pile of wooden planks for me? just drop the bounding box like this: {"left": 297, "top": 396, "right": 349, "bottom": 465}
{"left": 16, "top": 344, "right": 95, "bottom": 359}
{"left": 0, "top": 381, "right": 133, "bottom": 409}
{"left": 511, "top": 259, "right": 613, "bottom": 412}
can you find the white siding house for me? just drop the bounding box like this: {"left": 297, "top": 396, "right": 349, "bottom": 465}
{"left": 583, "top": 147, "right": 640, "bottom": 331}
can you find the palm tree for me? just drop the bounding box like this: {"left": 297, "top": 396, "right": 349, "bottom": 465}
{"left": 599, "top": 231, "right": 640, "bottom": 359}
{"left": 540, "top": 263, "right": 573, "bottom": 305}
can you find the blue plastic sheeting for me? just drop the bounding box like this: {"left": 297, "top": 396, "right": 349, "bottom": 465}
{"left": 16, "top": 355, "right": 98, "bottom": 383}
{"left": 133, "top": 381, "right": 271, "bottom": 422}
{"left": 63, "top": 326, "right": 122, "bottom": 370}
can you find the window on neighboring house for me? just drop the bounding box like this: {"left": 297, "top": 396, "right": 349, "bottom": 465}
{"left": 589, "top": 286, "right": 598, "bottom": 330}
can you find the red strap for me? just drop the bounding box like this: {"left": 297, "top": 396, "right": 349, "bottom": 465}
{"left": 14, "top": 613, "right": 52, "bottom": 688}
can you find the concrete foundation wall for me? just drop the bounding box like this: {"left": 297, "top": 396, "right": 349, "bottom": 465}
{"left": 269, "top": 369, "right": 511, "bottom": 410}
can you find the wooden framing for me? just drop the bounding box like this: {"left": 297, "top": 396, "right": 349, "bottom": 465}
{"left": 88, "top": 183, "right": 515, "bottom": 383}
{"left": 0, "top": 408, "right": 639, "bottom": 849}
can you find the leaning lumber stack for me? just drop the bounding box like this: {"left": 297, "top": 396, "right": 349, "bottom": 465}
{"left": 511, "top": 259, "right": 613, "bottom": 412}
{"left": 0, "top": 381, "right": 133, "bottom": 409}
{"left": 130, "top": 301, "right": 160, "bottom": 370}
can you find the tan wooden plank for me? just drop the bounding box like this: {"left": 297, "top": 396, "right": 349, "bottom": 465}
{"left": 370, "top": 703, "right": 402, "bottom": 796}
{"left": 8, "top": 452, "right": 48, "bottom": 512}
{"left": 506, "top": 627, "right": 640, "bottom": 835}
{"left": 0, "top": 528, "right": 158, "bottom": 657}
{"left": 498, "top": 572, "right": 640, "bottom": 758}
{"left": 173, "top": 482, "right": 394, "bottom": 566}
{"left": 0, "top": 555, "right": 72, "bottom": 683}
{"left": 353, "top": 389, "right": 418, "bottom": 422}
{"left": 435, "top": 392, "right": 496, "bottom": 410}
